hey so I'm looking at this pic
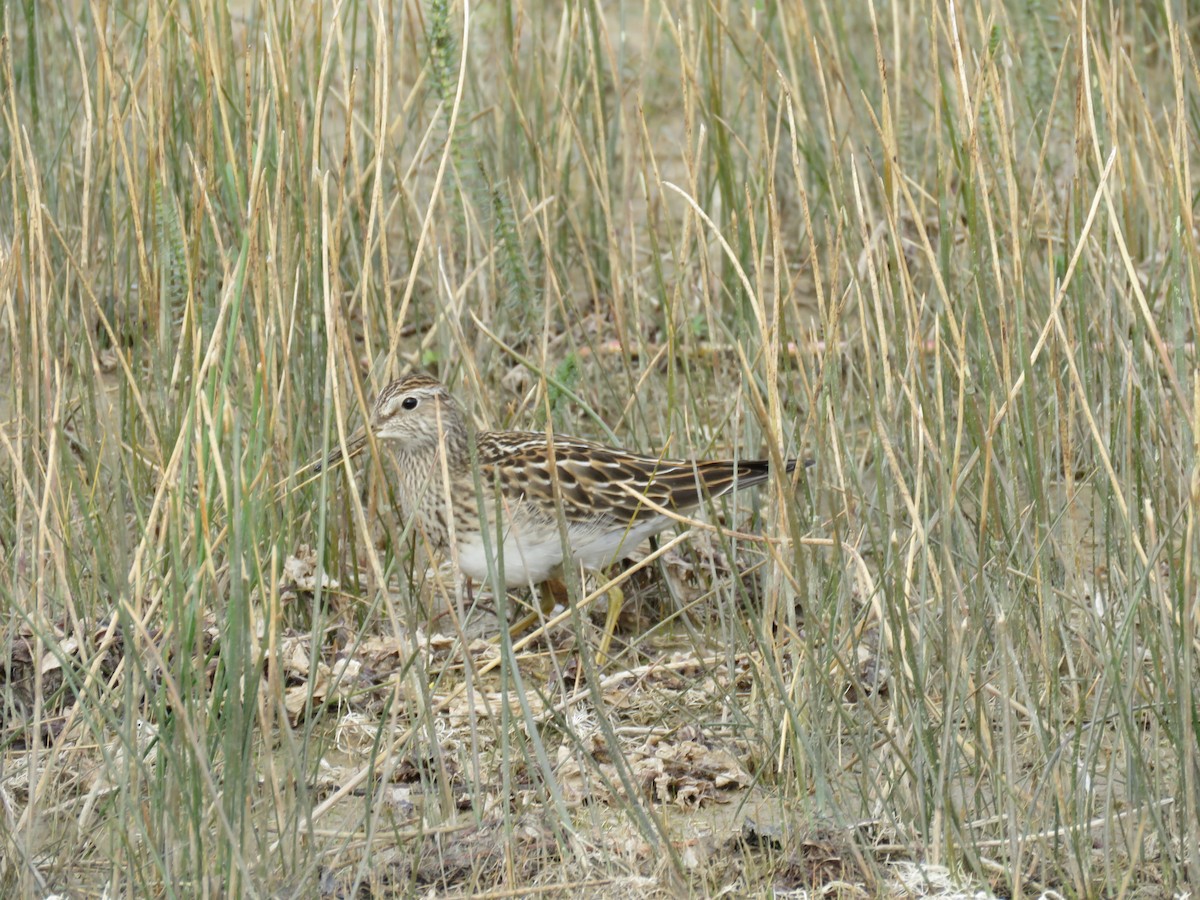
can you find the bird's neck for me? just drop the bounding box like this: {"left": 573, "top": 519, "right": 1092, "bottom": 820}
{"left": 401, "top": 418, "right": 470, "bottom": 475}
{"left": 442, "top": 422, "right": 471, "bottom": 471}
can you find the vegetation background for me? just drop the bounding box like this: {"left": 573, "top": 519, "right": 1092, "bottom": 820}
{"left": 2, "top": 0, "right": 1198, "bottom": 896}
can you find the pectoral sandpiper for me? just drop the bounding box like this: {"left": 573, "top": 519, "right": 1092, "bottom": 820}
{"left": 319, "top": 373, "right": 799, "bottom": 659}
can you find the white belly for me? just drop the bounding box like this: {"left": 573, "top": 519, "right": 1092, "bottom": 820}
{"left": 454, "top": 514, "right": 671, "bottom": 587}
{"left": 455, "top": 526, "right": 564, "bottom": 586}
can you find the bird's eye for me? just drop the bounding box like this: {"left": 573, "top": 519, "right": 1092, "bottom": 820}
{"left": 401, "top": 396, "right": 419, "bottom": 411}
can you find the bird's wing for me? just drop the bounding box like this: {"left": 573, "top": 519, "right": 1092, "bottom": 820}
{"left": 475, "top": 431, "right": 771, "bottom": 524}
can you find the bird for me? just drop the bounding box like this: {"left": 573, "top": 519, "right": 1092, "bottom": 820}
{"left": 318, "top": 373, "right": 800, "bottom": 660}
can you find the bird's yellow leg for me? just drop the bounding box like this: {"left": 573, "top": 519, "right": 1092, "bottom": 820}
{"left": 595, "top": 579, "right": 625, "bottom": 667}
{"left": 507, "top": 579, "right": 565, "bottom": 640}
{"left": 504, "top": 576, "right": 624, "bottom": 667}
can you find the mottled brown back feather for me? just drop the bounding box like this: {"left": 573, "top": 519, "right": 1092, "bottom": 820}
{"left": 476, "top": 431, "right": 797, "bottom": 526}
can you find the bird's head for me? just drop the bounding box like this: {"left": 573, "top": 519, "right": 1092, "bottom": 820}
{"left": 369, "top": 374, "right": 463, "bottom": 451}
{"left": 316, "top": 373, "right": 466, "bottom": 472}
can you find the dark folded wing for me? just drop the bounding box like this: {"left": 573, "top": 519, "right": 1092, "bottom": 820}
{"left": 476, "top": 431, "right": 791, "bottom": 525}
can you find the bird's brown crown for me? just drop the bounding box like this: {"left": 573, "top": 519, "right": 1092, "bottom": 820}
{"left": 370, "top": 374, "right": 467, "bottom": 457}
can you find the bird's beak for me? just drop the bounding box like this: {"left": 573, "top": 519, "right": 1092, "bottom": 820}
{"left": 313, "top": 427, "right": 370, "bottom": 473}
